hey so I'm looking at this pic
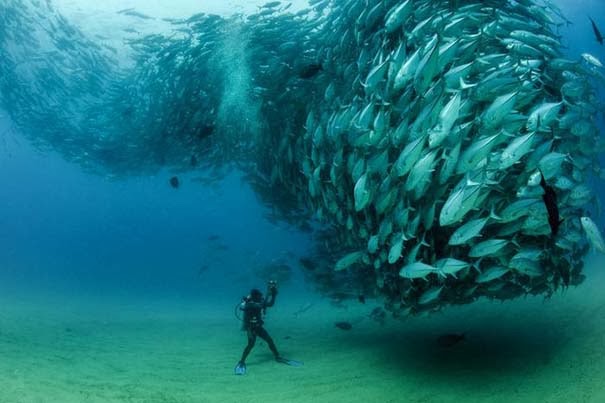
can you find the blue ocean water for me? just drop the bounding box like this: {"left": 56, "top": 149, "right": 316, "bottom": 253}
{"left": 0, "top": 131, "right": 311, "bottom": 301}
{"left": 0, "top": 0, "right": 602, "bottom": 305}
{"left": 559, "top": 1, "right": 605, "bottom": 208}
{"left": 0, "top": 0, "right": 603, "bottom": 303}
{"left": 1, "top": 1, "right": 605, "bottom": 400}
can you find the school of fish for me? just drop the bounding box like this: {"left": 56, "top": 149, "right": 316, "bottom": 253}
{"left": 1, "top": 0, "right": 604, "bottom": 316}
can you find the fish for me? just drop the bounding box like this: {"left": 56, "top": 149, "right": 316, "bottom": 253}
{"left": 500, "top": 198, "right": 541, "bottom": 222}
{"left": 367, "top": 235, "right": 380, "bottom": 254}
{"left": 299, "top": 63, "right": 323, "bottom": 79}
{"left": 526, "top": 102, "right": 562, "bottom": 132}
{"left": 456, "top": 132, "right": 503, "bottom": 174}
{"left": 511, "top": 248, "right": 543, "bottom": 261}
{"left": 293, "top": 302, "right": 314, "bottom": 317}
{"left": 169, "top": 176, "right": 179, "bottom": 189}
{"left": 438, "top": 141, "right": 461, "bottom": 185}
{"left": 399, "top": 262, "right": 441, "bottom": 279}
{"left": 334, "top": 251, "right": 364, "bottom": 271}
{"left": 298, "top": 257, "right": 317, "bottom": 271}
{"left": 197, "top": 124, "right": 215, "bottom": 140}
{"left": 499, "top": 132, "right": 535, "bottom": 169}
{"left": 439, "top": 179, "right": 483, "bottom": 226}
{"left": 476, "top": 266, "right": 509, "bottom": 283}
{"left": 2, "top": 0, "right": 602, "bottom": 318}
{"left": 262, "top": 1, "right": 282, "bottom": 8}
{"left": 362, "top": 58, "right": 389, "bottom": 93}
{"left": 353, "top": 173, "right": 371, "bottom": 211}
{"left": 418, "top": 286, "right": 444, "bottom": 305}
{"left": 384, "top": 0, "right": 412, "bottom": 34}
{"left": 538, "top": 153, "right": 567, "bottom": 179}
{"left": 334, "top": 321, "right": 353, "bottom": 330}
{"left": 509, "top": 258, "right": 544, "bottom": 277}
{"left": 434, "top": 258, "right": 471, "bottom": 278}
{"left": 358, "top": 294, "right": 366, "bottom": 304}
{"left": 393, "top": 46, "right": 421, "bottom": 90}
{"left": 469, "top": 239, "right": 508, "bottom": 258}
{"left": 580, "top": 217, "right": 605, "bottom": 253}
{"left": 581, "top": 53, "right": 603, "bottom": 68}
{"left": 428, "top": 92, "right": 461, "bottom": 149}
{"left": 538, "top": 170, "right": 562, "bottom": 236}
{"left": 388, "top": 232, "right": 405, "bottom": 264}
{"left": 448, "top": 217, "right": 489, "bottom": 246}
{"left": 119, "top": 9, "right": 153, "bottom": 20}
{"left": 481, "top": 92, "right": 517, "bottom": 131}
{"left": 589, "top": 16, "right": 604, "bottom": 45}
{"left": 404, "top": 149, "right": 438, "bottom": 194}
{"left": 392, "top": 134, "right": 426, "bottom": 177}
{"left": 197, "top": 264, "right": 209, "bottom": 277}
{"left": 414, "top": 34, "right": 440, "bottom": 93}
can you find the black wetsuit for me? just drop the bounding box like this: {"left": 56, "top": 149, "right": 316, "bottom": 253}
{"left": 239, "top": 292, "right": 279, "bottom": 363}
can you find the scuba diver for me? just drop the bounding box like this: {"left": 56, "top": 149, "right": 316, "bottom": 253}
{"left": 234, "top": 280, "right": 302, "bottom": 375}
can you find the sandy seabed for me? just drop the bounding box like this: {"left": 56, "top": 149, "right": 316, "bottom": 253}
{"left": 1, "top": 255, "right": 604, "bottom": 403}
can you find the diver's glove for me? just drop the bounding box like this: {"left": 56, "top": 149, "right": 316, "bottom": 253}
{"left": 268, "top": 280, "right": 278, "bottom": 296}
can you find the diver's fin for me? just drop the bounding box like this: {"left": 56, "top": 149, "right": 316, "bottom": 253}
{"left": 234, "top": 361, "right": 246, "bottom": 375}
{"left": 276, "top": 356, "right": 304, "bottom": 367}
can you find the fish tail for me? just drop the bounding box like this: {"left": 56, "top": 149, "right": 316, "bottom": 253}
{"left": 488, "top": 206, "right": 502, "bottom": 222}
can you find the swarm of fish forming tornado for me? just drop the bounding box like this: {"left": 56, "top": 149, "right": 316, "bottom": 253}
{"left": 1, "top": 0, "right": 604, "bottom": 316}
{"left": 255, "top": 0, "right": 604, "bottom": 315}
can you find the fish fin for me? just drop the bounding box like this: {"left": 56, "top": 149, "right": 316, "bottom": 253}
{"left": 459, "top": 77, "right": 476, "bottom": 89}
{"left": 472, "top": 257, "right": 483, "bottom": 273}
{"left": 466, "top": 177, "right": 481, "bottom": 187}
{"left": 488, "top": 206, "right": 502, "bottom": 222}
{"left": 420, "top": 236, "right": 430, "bottom": 247}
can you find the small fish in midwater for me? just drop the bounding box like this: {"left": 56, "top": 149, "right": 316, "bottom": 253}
{"left": 298, "top": 63, "right": 323, "bottom": 79}
{"left": 119, "top": 9, "right": 153, "bottom": 20}
{"left": 299, "top": 257, "right": 316, "bottom": 271}
{"left": 293, "top": 302, "right": 314, "bottom": 317}
{"left": 589, "top": 16, "right": 604, "bottom": 45}
{"left": 436, "top": 333, "right": 465, "bottom": 347}
{"left": 169, "top": 176, "right": 180, "bottom": 189}
{"left": 358, "top": 294, "right": 366, "bottom": 304}
{"left": 198, "top": 264, "right": 209, "bottom": 276}
{"left": 190, "top": 155, "right": 198, "bottom": 167}
{"left": 198, "top": 124, "right": 215, "bottom": 139}
{"left": 334, "top": 321, "right": 352, "bottom": 330}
